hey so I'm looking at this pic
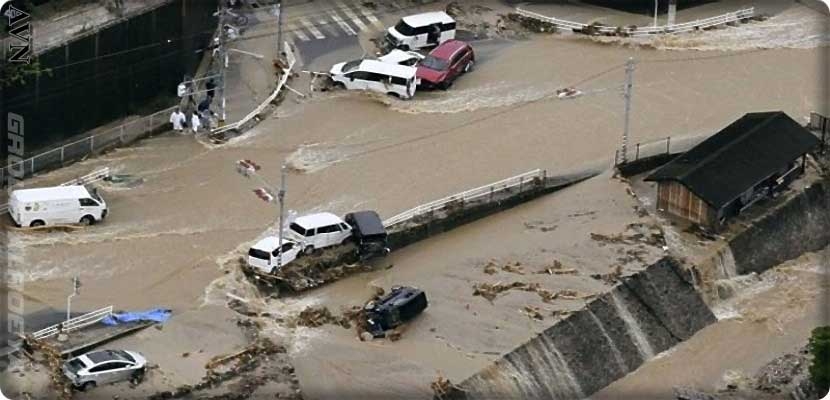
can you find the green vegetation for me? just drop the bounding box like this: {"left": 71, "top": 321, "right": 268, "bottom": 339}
{"left": 0, "top": 61, "right": 51, "bottom": 88}
{"left": 809, "top": 326, "right": 830, "bottom": 395}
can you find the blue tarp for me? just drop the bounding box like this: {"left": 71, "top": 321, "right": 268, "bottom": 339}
{"left": 101, "top": 308, "right": 172, "bottom": 326}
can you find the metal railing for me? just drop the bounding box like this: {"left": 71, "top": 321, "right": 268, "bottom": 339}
{"left": 0, "top": 167, "right": 111, "bottom": 214}
{"left": 615, "top": 134, "right": 709, "bottom": 166}
{"left": 31, "top": 306, "right": 114, "bottom": 340}
{"left": 0, "top": 107, "right": 175, "bottom": 189}
{"left": 383, "top": 169, "right": 546, "bottom": 227}
{"left": 514, "top": 7, "right": 754, "bottom": 37}
{"left": 808, "top": 111, "right": 828, "bottom": 151}
{"left": 212, "top": 41, "right": 297, "bottom": 135}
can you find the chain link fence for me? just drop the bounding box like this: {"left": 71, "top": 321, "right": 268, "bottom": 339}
{"left": 1, "top": 106, "right": 176, "bottom": 189}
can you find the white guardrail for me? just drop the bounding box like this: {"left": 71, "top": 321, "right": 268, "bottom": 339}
{"left": 212, "top": 41, "right": 297, "bottom": 135}
{"left": 31, "top": 306, "right": 114, "bottom": 340}
{"left": 515, "top": 7, "right": 754, "bottom": 36}
{"left": 0, "top": 167, "right": 111, "bottom": 214}
{"left": 383, "top": 169, "right": 546, "bottom": 227}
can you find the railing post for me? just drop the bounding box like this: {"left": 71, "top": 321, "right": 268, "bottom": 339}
{"left": 635, "top": 143, "right": 640, "bottom": 160}
{"left": 91, "top": 135, "right": 95, "bottom": 153}
{"left": 30, "top": 158, "right": 34, "bottom": 176}
{"left": 61, "top": 146, "right": 65, "bottom": 164}
{"left": 519, "top": 177, "right": 523, "bottom": 193}
{"left": 666, "top": 136, "right": 671, "bottom": 154}
{"left": 120, "top": 125, "right": 125, "bottom": 143}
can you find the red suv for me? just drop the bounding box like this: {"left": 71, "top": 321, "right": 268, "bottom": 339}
{"left": 416, "top": 40, "right": 474, "bottom": 90}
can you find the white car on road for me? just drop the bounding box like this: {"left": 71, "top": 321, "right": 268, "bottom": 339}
{"left": 288, "top": 212, "right": 352, "bottom": 254}
{"left": 63, "top": 349, "right": 147, "bottom": 391}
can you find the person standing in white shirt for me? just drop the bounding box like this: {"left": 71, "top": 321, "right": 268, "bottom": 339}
{"left": 169, "top": 108, "right": 186, "bottom": 132}
{"left": 190, "top": 112, "right": 202, "bottom": 134}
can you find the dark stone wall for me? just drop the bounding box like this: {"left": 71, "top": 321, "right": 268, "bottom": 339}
{"left": 445, "top": 257, "right": 716, "bottom": 400}
{"left": 728, "top": 180, "right": 830, "bottom": 275}
{"left": 617, "top": 153, "right": 677, "bottom": 178}
{"left": 1, "top": 0, "right": 216, "bottom": 156}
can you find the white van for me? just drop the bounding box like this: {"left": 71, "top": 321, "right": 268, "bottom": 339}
{"left": 385, "top": 11, "right": 456, "bottom": 51}
{"left": 329, "top": 59, "right": 418, "bottom": 99}
{"left": 9, "top": 185, "right": 108, "bottom": 228}
{"left": 247, "top": 237, "right": 302, "bottom": 274}
{"left": 287, "top": 212, "right": 352, "bottom": 254}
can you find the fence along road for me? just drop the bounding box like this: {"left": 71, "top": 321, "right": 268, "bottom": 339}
{"left": 514, "top": 7, "right": 755, "bottom": 36}
{"left": 0, "top": 107, "right": 175, "bottom": 190}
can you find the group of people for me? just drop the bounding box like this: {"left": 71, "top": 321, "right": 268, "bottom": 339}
{"left": 170, "top": 79, "right": 218, "bottom": 134}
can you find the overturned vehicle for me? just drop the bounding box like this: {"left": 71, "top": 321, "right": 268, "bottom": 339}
{"left": 364, "top": 286, "right": 428, "bottom": 338}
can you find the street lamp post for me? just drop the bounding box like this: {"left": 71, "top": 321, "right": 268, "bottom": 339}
{"left": 236, "top": 160, "right": 287, "bottom": 272}
{"left": 654, "top": 0, "right": 659, "bottom": 27}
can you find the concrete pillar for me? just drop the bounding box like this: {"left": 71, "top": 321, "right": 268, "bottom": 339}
{"left": 667, "top": 0, "right": 677, "bottom": 26}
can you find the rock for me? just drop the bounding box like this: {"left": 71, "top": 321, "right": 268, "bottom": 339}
{"left": 673, "top": 386, "right": 716, "bottom": 400}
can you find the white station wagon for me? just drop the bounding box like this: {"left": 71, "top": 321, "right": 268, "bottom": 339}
{"left": 329, "top": 59, "right": 418, "bottom": 99}
{"left": 287, "top": 212, "right": 352, "bottom": 254}
{"left": 248, "top": 237, "right": 302, "bottom": 274}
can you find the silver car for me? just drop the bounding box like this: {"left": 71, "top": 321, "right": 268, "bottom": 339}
{"left": 63, "top": 349, "right": 147, "bottom": 391}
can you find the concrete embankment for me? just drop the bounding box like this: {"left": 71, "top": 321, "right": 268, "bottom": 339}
{"left": 443, "top": 257, "right": 716, "bottom": 400}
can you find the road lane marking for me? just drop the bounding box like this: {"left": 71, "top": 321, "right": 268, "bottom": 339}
{"left": 328, "top": 9, "right": 357, "bottom": 35}
{"left": 336, "top": 1, "right": 368, "bottom": 32}
{"left": 288, "top": 22, "right": 310, "bottom": 41}
{"left": 356, "top": 4, "right": 384, "bottom": 29}
{"left": 299, "top": 17, "right": 325, "bottom": 39}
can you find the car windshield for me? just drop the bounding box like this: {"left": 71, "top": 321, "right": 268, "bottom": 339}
{"left": 394, "top": 20, "right": 416, "bottom": 36}
{"left": 271, "top": 242, "right": 294, "bottom": 257}
{"left": 113, "top": 350, "right": 134, "bottom": 363}
{"left": 420, "top": 55, "right": 448, "bottom": 71}
{"left": 65, "top": 359, "right": 85, "bottom": 374}
{"left": 248, "top": 247, "right": 270, "bottom": 260}
{"left": 342, "top": 60, "right": 361, "bottom": 73}
{"left": 90, "top": 188, "right": 103, "bottom": 203}
{"left": 289, "top": 223, "right": 306, "bottom": 236}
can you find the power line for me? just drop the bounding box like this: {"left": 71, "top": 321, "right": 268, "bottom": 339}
{"left": 338, "top": 62, "right": 627, "bottom": 163}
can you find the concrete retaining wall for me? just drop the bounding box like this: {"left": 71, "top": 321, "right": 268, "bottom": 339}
{"left": 443, "top": 257, "right": 716, "bottom": 399}
{"left": 728, "top": 180, "right": 830, "bottom": 275}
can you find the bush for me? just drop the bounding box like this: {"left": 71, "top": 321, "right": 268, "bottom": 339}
{"left": 809, "top": 326, "right": 830, "bottom": 395}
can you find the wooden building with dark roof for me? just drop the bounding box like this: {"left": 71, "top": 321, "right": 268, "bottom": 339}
{"left": 645, "top": 112, "right": 820, "bottom": 229}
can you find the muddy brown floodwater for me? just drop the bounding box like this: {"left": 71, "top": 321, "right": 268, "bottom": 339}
{"left": 4, "top": 1, "right": 828, "bottom": 398}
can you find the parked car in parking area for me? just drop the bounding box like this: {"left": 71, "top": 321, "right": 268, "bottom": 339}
{"left": 248, "top": 237, "right": 302, "bottom": 274}
{"left": 329, "top": 59, "right": 418, "bottom": 99}
{"left": 287, "top": 212, "right": 353, "bottom": 254}
{"left": 385, "top": 11, "right": 456, "bottom": 51}
{"left": 63, "top": 349, "right": 147, "bottom": 391}
{"left": 416, "top": 40, "right": 475, "bottom": 90}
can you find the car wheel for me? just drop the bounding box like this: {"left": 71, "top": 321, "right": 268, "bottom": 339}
{"left": 130, "top": 369, "right": 145, "bottom": 384}
{"left": 80, "top": 215, "right": 95, "bottom": 226}
{"left": 303, "top": 245, "right": 315, "bottom": 255}
{"left": 29, "top": 220, "right": 45, "bottom": 228}
{"left": 386, "top": 92, "right": 401, "bottom": 99}
{"left": 270, "top": 267, "right": 279, "bottom": 275}
{"left": 332, "top": 81, "right": 346, "bottom": 90}
{"left": 80, "top": 381, "right": 96, "bottom": 391}
{"left": 399, "top": 45, "right": 410, "bottom": 51}
{"left": 440, "top": 81, "right": 452, "bottom": 90}
{"left": 464, "top": 60, "right": 474, "bottom": 73}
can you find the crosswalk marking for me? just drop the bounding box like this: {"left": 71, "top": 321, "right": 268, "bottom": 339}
{"left": 356, "top": 4, "right": 384, "bottom": 29}
{"left": 299, "top": 17, "right": 325, "bottom": 39}
{"left": 316, "top": 16, "right": 341, "bottom": 37}
{"left": 328, "top": 9, "right": 357, "bottom": 35}
{"left": 289, "top": 22, "right": 310, "bottom": 41}
{"left": 338, "top": 3, "right": 368, "bottom": 32}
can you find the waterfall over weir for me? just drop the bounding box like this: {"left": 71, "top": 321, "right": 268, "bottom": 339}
{"left": 610, "top": 291, "right": 656, "bottom": 360}
{"left": 443, "top": 258, "right": 717, "bottom": 400}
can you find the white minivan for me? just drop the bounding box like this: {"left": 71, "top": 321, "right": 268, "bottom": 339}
{"left": 9, "top": 185, "right": 108, "bottom": 228}
{"left": 287, "top": 212, "right": 352, "bottom": 254}
{"left": 385, "top": 11, "right": 456, "bottom": 51}
{"left": 330, "top": 59, "right": 418, "bottom": 99}
{"left": 247, "top": 237, "right": 302, "bottom": 274}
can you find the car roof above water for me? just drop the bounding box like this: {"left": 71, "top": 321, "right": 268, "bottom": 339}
{"left": 11, "top": 185, "right": 90, "bottom": 203}
{"left": 401, "top": 11, "right": 454, "bottom": 27}
{"left": 252, "top": 236, "right": 296, "bottom": 251}
{"left": 293, "top": 212, "right": 345, "bottom": 229}
{"left": 428, "top": 40, "right": 469, "bottom": 60}
{"left": 84, "top": 350, "right": 131, "bottom": 364}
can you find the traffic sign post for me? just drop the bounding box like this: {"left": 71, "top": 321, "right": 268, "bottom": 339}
{"left": 66, "top": 276, "right": 81, "bottom": 321}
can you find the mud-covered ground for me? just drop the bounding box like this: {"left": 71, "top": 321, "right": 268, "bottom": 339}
{"left": 2, "top": 0, "right": 828, "bottom": 398}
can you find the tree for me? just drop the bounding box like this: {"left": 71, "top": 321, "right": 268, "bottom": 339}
{"left": 809, "top": 326, "right": 830, "bottom": 396}
{"left": 0, "top": 61, "right": 51, "bottom": 88}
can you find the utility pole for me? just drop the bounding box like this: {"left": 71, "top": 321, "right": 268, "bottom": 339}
{"left": 621, "top": 57, "right": 635, "bottom": 165}
{"left": 653, "top": 0, "right": 659, "bottom": 27}
{"left": 66, "top": 276, "right": 80, "bottom": 322}
{"left": 275, "top": 1, "right": 284, "bottom": 58}
{"left": 277, "top": 164, "right": 286, "bottom": 270}
{"left": 217, "top": 3, "right": 229, "bottom": 126}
